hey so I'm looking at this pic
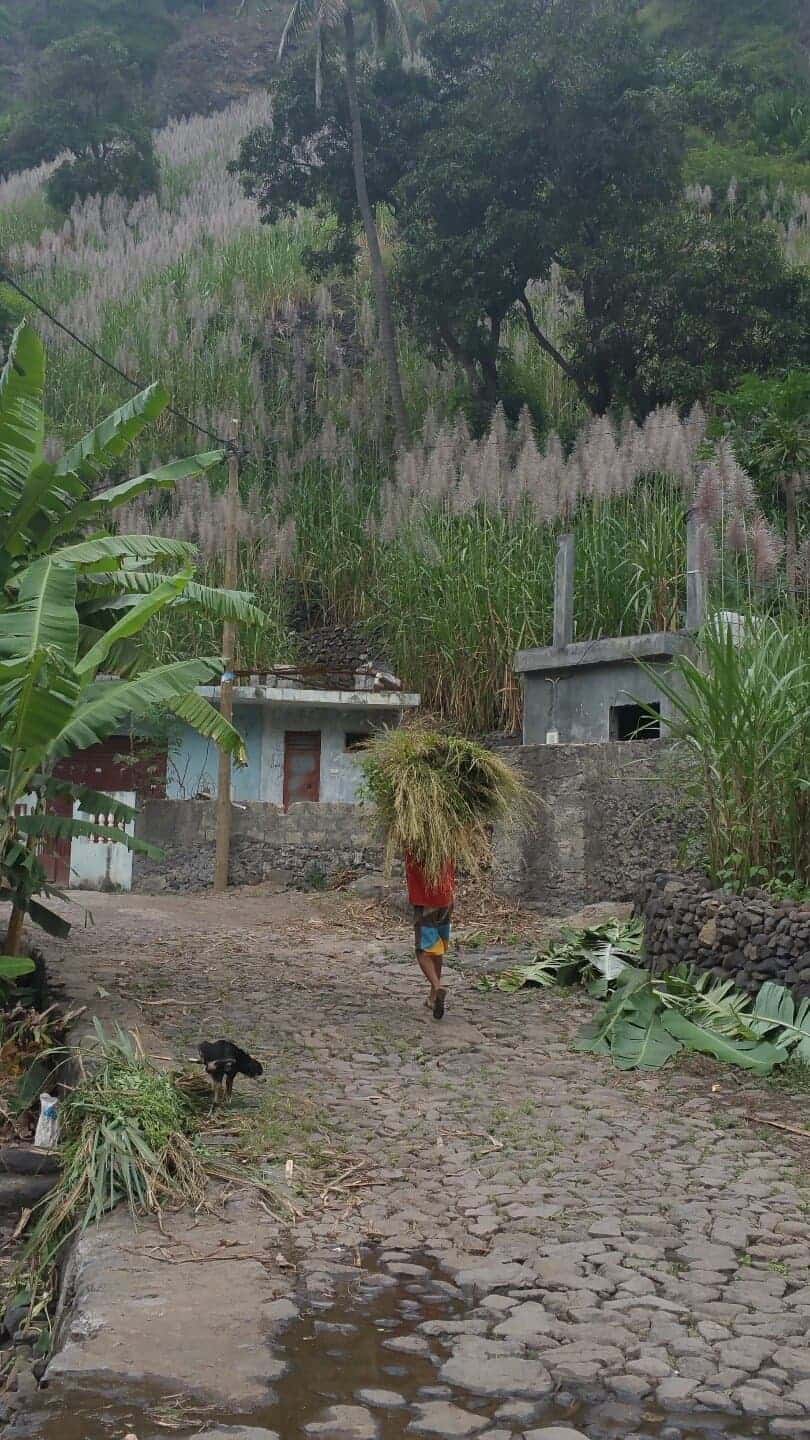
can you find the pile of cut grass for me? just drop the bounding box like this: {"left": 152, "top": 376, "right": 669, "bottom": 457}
{"left": 360, "top": 724, "right": 533, "bottom": 883}
{"left": 20, "top": 1025, "right": 207, "bottom": 1312}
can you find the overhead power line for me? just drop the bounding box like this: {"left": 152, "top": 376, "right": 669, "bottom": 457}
{"left": 0, "top": 268, "right": 239, "bottom": 454}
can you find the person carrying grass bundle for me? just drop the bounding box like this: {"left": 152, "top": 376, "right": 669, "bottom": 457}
{"left": 360, "top": 725, "right": 531, "bottom": 1022}
{"left": 406, "top": 851, "right": 455, "bottom": 1019}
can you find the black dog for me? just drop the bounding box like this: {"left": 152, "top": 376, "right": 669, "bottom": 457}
{"left": 198, "top": 1039, "right": 263, "bottom": 1104}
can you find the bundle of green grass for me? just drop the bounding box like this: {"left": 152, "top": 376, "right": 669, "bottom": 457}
{"left": 359, "top": 725, "right": 532, "bottom": 883}
{"left": 23, "top": 1026, "right": 205, "bottom": 1297}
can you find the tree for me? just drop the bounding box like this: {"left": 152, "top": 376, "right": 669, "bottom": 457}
{"left": 391, "top": 0, "right": 684, "bottom": 416}
{"left": 0, "top": 323, "right": 268, "bottom": 954}
{"left": 47, "top": 130, "right": 159, "bottom": 214}
{"left": 275, "top": 0, "right": 412, "bottom": 448}
{"left": 237, "top": 50, "right": 433, "bottom": 277}
{"left": 716, "top": 371, "right": 810, "bottom": 595}
{"left": 1, "top": 28, "right": 158, "bottom": 208}
{"left": 570, "top": 206, "right": 810, "bottom": 416}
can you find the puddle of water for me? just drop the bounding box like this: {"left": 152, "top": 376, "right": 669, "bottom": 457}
{"left": 11, "top": 1250, "right": 771, "bottom": 1440}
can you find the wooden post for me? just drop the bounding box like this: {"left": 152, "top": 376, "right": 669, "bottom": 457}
{"left": 686, "top": 509, "right": 706, "bottom": 633}
{"left": 214, "top": 422, "right": 239, "bottom": 893}
{"left": 553, "top": 533, "right": 575, "bottom": 649}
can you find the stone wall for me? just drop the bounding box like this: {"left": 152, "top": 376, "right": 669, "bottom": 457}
{"left": 136, "top": 741, "right": 691, "bottom": 906}
{"left": 493, "top": 741, "right": 693, "bottom": 913}
{"left": 133, "top": 799, "right": 381, "bottom": 892}
{"left": 638, "top": 873, "right": 810, "bottom": 999}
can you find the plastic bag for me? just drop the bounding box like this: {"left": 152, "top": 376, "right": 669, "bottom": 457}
{"left": 34, "top": 1093, "right": 59, "bottom": 1150}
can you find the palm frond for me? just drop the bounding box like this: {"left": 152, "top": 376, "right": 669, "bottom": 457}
{"left": 279, "top": 0, "right": 318, "bottom": 58}
{"left": 0, "top": 322, "right": 45, "bottom": 508}
{"left": 163, "top": 689, "right": 248, "bottom": 765}
{"left": 56, "top": 384, "right": 169, "bottom": 485}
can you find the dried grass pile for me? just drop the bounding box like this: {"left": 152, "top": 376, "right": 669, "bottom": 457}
{"left": 359, "top": 725, "right": 532, "bottom": 883}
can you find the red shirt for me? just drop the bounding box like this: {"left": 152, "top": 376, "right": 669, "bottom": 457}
{"left": 405, "top": 856, "right": 456, "bottom": 908}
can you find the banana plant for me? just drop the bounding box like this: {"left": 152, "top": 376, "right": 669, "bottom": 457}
{"left": 1, "top": 322, "right": 268, "bottom": 663}
{"left": 0, "top": 322, "right": 269, "bottom": 954}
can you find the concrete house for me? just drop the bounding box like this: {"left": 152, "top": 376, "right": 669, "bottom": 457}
{"left": 514, "top": 531, "right": 701, "bottom": 746}
{"left": 168, "top": 664, "right": 420, "bottom": 806}
{"left": 515, "top": 631, "right": 694, "bottom": 745}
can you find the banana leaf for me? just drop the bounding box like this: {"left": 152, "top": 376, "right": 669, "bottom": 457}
{"left": 0, "top": 956, "right": 36, "bottom": 980}
{"left": 608, "top": 1012, "right": 683, "bottom": 1070}
{"left": 0, "top": 323, "right": 45, "bottom": 504}
{"left": 15, "top": 812, "right": 161, "bottom": 858}
{"left": 575, "top": 965, "right": 652, "bottom": 1053}
{"left": 56, "top": 384, "right": 169, "bottom": 484}
{"left": 751, "top": 982, "right": 810, "bottom": 1064}
{"left": 661, "top": 1009, "right": 788, "bottom": 1074}
{"left": 27, "top": 898, "right": 71, "bottom": 938}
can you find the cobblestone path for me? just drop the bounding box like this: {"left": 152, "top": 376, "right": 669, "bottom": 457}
{"left": 16, "top": 887, "right": 810, "bottom": 1439}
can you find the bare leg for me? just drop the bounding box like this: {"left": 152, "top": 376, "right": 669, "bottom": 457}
{"left": 433, "top": 953, "right": 447, "bottom": 1019}
{"left": 417, "top": 950, "right": 442, "bottom": 1004}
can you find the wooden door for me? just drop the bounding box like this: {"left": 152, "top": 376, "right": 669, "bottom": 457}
{"left": 283, "top": 731, "right": 321, "bottom": 810}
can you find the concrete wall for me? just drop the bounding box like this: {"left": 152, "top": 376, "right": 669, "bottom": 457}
{"left": 133, "top": 798, "right": 381, "bottom": 891}
{"left": 167, "top": 704, "right": 374, "bottom": 805}
{"left": 141, "top": 740, "right": 692, "bottom": 911}
{"left": 523, "top": 658, "right": 679, "bottom": 746}
{"left": 494, "top": 741, "right": 695, "bottom": 914}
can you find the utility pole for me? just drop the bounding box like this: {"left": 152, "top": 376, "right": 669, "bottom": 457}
{"left": 214, "top": 421, "right": 239, "bottom": 893}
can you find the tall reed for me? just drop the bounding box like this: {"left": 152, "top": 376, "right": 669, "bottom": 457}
{"left": 650, "top": 615, "right": 810, "bottom": 891}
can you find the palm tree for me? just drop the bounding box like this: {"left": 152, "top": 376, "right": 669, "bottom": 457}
{"left": 278, "top": 0, "right": 411, "bottom": 449}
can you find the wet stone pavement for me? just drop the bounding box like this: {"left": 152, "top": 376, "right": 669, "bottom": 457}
{"left": 8, "top": 888, "right": 810, "bottom": 1439}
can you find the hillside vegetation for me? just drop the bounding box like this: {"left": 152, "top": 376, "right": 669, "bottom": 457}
{"left": 1, "top": 0, "right": 809, "bottom": 732}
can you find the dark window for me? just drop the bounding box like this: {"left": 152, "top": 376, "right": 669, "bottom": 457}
{"left": 610, "top": 702, "right": 660, "bottom": 741}
{"left": 345, "top": 732, "right": 372, "bottom": 752}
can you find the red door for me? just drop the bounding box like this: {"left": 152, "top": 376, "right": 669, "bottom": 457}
{"left": 15, "top": 794, "right": 72, "bottom": 886}
{"left": 283, "top": 732, "right": 321, "bottom": 810}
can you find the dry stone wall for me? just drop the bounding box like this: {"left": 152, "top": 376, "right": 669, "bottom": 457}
{"left": 133, "top": 799, "right": 381, "bottom": 891}
{"left": 638, "top": 872, "right": 810, "bottom": 998}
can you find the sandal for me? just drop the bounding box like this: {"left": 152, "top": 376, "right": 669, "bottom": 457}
{"left": 433, "top": 988, "right": 447, "bottom": 1021}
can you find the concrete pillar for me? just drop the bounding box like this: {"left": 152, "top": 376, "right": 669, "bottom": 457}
{"left": 553, "top": 534, "right": 575, "bottom": 649}
{"left": 686, "top": 510, "right": 706, "bottom": 632}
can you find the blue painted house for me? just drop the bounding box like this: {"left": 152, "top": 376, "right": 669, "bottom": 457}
{"left": 167, "top": 666, "right": 419, "bottom": 808}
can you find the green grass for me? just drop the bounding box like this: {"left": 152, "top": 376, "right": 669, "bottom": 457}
{"left": 684, "top": 137, "right": 810, "bottom": 196}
